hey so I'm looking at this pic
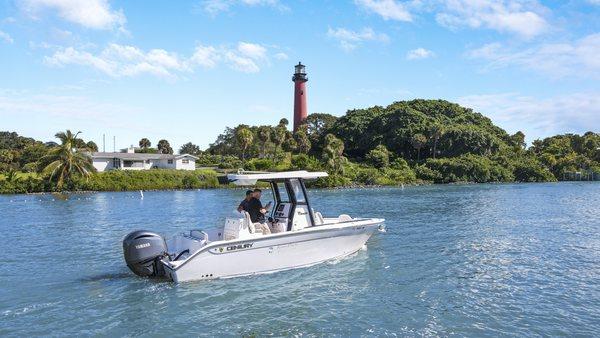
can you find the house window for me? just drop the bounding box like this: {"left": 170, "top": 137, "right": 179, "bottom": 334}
{"left": 182, "top": 159, "right": 189, "bottom": 164}
{"left": 145, "top": 160, "right": 150, "bottom": 164}
{"left": 112, "top": 158, "right": 120, "bottom": 168}
{"left": 168, "top": 159, "right": 173, "bottom": 164}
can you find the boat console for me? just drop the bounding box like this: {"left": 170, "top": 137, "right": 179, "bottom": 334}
{"left": 272, "top": 202, "right": 292, "bottom": 230}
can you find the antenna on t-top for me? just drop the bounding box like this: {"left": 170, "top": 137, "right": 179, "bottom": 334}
{"left": 102, "top": 134, "right": 106, "bottom": 152}
{"left": 113, "top": 136, "right": 116, "bottom": 152}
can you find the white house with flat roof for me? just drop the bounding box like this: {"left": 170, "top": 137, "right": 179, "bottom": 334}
{"left": 90, "top": 147, "right": 197, "bottom": 172}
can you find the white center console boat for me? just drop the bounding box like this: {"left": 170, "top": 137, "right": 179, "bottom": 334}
{"left": 122, "top": 171, "right": 385, "bottom": 282}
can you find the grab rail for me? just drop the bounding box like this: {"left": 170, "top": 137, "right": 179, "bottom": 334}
{"left": 189, "top": 230, "right": 209, "bottom": 243}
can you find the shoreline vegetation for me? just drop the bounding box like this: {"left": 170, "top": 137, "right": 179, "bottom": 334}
{"left": 1, "top": 99, "right": 598, "bottom": 194}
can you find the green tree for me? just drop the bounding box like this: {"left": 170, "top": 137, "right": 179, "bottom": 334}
{"left": 257, "top": 126, "right": 271, "bottom": 158}
{"left": 510, "top": 131, "right": 526, "bottom": 150}
{"left": 139, "top": 138, "right": 151, "bottom": 149}
{"left": 305, "top": 113, "right": 338, "bottom": 153}
{"left": 0, "top": 149, "right": 14, "bottom": 165}
{"left": 22, "top": 162, "right": 38, "bottom": 173}
{"left": 272, "top": 123, "right": 288, "bottom": 155}
{"left": 429, "top": 124, "right": 445, "bottom": 159}
{"left": 73, "top": 138, "right": 87, "bottom": 149}
{"left": 86, "top": 141, "right": 98, "bottom": 152}
{"left": 283, "top": 136, "right": 297, "bottom": 153}
{"left": 305, "top": 113, "right": 337, "bottom": 138}
{"left": 157, "top": 139, "right": 173, "bottom": 154}
{"left": 41, "top": 130, "right": 95, "bottom": 190}
{"left": 0, "top": 132, "right": 37, "bottom": 150}
{"left": 410, "top": 133, "right": 427, "bottom": 161}
{"left": 179, "top": 142, "right": 201, "bottom": 155}
{"left": 366, "top": 144, "right": 390, "bottom": 168}
{"left": 322, "top": 134, "right": 346, "bottom": 174}
{"left": 19, "top": 143, "right": 48, "bottom": 167}
{"left": 294, "top": 125, "right": 311, "bottom": 154}
{"left": 236, "top": 127, "right": 254, "bottom": 160}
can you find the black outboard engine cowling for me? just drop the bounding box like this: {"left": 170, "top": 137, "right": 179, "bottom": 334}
{"left": 123, "top": 230, "right": 169, "bottom": 277}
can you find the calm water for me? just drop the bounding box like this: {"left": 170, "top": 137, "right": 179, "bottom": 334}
{"left": 1, "top": 183, "right": 599, "bottom": 337}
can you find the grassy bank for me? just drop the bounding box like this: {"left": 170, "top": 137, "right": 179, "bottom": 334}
{"left": 0, "top": 169, "right": 220, "bottom": 194}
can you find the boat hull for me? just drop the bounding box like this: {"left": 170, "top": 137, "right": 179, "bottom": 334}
{"left": 164, "top": 219, "right": 382, "bottom": 282}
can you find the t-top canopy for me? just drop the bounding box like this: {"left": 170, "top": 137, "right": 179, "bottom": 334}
{"left": 227, "top": 170, "right": 328, "bottom": 186}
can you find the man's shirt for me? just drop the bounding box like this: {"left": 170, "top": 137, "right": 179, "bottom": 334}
{"left": 239, "top": 198, "right": 251, "bottom": 212}
{"left": 247, "top": 197, "right": 265, "bottom": 223}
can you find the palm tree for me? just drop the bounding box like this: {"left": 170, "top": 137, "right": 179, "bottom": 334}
{"left": 429, "top": 124, "right": 445, "bottom": 159}
{"left": 322, "top": 134, "right": 346, "bottom": 174}
{"left": 257, "top": 126, "right": 271, "bottom": 158}
{"left": 411, "top": 133, "right": 427, "bottom": 161}
{"left": 41, "top": 130, "right": 95, "bottom": 190}
{"left": 139, "top": 138, "right": 151, "bottom": 149}
{"left": 157, "top": 139, "right": 173, "bottom": 154}
{"left": 86, "top": 141, "right": 98, "bottom": 152}
{"left": 4, "top": 169, "right": 20, "bottom": 183}
{"left": 294, "top": 125, "right": 311, "bottom": 154}
{"left": 272, "top": 124, "right": 287, "bottom": 157}
{"left": 236, "top": 127, "right": 254, "bottom": 160}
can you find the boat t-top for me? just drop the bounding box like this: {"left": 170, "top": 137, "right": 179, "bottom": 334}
{"left": 122, "top": 171, "right": 385, "bottom": 282}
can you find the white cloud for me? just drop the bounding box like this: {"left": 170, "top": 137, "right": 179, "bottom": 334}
{"left": 274, "top": 52, "right": 288, "bottom": 60}
{"left": 237, "top": 42, "right": 267, "bottom": 60}
{"left": 355, "top": 0, "right": 412, "bottom": 22}
{"left": 457, "top": 92, "right": 600, "bottom": 142}
{"left": 0, "top": 30, "right": 13, "bottom": 43}
{"left": 327, "top": 27, "right": 389, "bottom": 51}
{"left": 45, "top": 45, "right": 192, "bottom": 78}
{"left": 189, "top": 45, "right": 220, "bottom": 68}
{"left": 201, "top": 0, "right": 288, "bottom": 15}
{"left": 45, "top": 47, "right": 117, "bottom": 75}
{"left": 467, "top": 33, "right": 600, "bottom": 78}
{"left": 20, "top": 0, "right": 126, "bottom": 31}
{"left": 406, "top": 47, "right": 434, "bottom": 60}
{"left": 44, "top": 42, "right": 280, "bottom": 78}
{"left": 435, "top": 0, "right": 548, "bottom": 38}
{"left": 353, "top": 0, "right": 550, "bottom": 37}
{"left": 224, "top": 51, "right": 260, "bottom": 73}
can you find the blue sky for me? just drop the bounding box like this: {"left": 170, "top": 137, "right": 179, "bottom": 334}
{"left": 0, "top": 0, "right": 599, "bottom": 151}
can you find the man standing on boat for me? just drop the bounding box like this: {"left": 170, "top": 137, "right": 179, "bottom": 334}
{"left": 247, "top": 188, "right": 271, "bottom": 234}
{"left": 237, "top": 190, "right": 254, "bottom": 213}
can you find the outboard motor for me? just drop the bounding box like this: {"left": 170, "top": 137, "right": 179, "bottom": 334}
{"left": 123, "top": 230, "right": 169, "bottom": 277}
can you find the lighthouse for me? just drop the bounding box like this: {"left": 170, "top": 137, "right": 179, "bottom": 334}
{"left": 292, "top": 62, "right": 308, "bottom": 131}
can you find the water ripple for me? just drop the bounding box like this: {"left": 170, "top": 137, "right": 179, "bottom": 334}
{"left": 0, "top": 183, "right": 599, "bottom": 336}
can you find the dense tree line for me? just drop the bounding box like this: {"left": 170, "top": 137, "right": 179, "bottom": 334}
{"left": 205, "top": 99, "right": 598, "bottom": 186}
{"left": 1, "top": 99, "right": 598, "bottom": 192}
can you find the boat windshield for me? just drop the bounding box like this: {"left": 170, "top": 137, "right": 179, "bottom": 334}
{"left": 275, "top": 182, "right": 290, "bottom": 202}
{"left": 289, "top": 178, "right": 306, "bottom": 203}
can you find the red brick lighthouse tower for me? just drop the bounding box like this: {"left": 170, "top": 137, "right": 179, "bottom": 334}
{"left": 292, "top": 62, "right": 308, "bottom": 131}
